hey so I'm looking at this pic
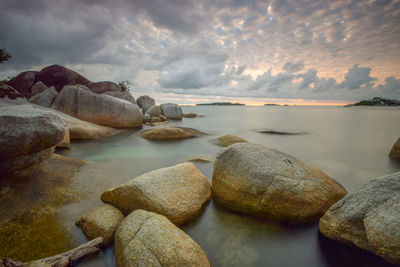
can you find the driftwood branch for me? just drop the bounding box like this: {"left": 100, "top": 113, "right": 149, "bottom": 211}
{"left": 1, "top": 237, "right": 103, "bottom": 267}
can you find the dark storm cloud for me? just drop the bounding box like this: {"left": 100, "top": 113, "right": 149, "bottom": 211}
{"left": 0, "top": 0, "right": 399, "bottom": 101}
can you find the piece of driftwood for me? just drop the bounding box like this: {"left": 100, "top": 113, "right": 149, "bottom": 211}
{"left": 1, "top": 237, "right": 103, "bottom": 267}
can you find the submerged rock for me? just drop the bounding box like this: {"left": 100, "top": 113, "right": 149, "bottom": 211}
{"left": 212, "top": 143, "right": 347, "bottom": 223}
{"left": 140, "top": 127, "right": 199, "bottom": 140}
{"left": 137, "top": 95, "right": 155, "bottom": 112}
{"left": 37, "top": 64, "right": 91, "bottom": 92}
{"left": 319, "top": 172, "right": 400, "bottom": 265}
{"left": 8, "top": 71, "right": 38, "bottom": 98}
{"left": 52, "top": 85, "right": 143, "bottom": 128}
{"left": 76, "top": 204, "right": 124, "bottom": 246}
{"left": 101, "top": 162, "right": 211, "bottom": 225}
{"left": 216, "top": 134, "right": 247, "bottom": 147}
{"left": 183, "top": 112, "right": 197, "bottom": 118}
{"left": 160, "top": 103, "right": 183, "bottom": 120}
{"left": 389, "top": 137, "right": 400, "bottom": 159}
{"left": 28, "top": 86, "right": 57, "bottom": 107}
{"left": 114, "top": 209, "right": 210, "bottom": 267}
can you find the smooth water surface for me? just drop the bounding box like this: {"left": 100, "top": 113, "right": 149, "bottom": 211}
{"left": 6, "top": 106, "right": 400, "bottom": 266}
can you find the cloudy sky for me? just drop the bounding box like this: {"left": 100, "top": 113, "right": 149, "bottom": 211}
{"left": 1, "top": 0, "right": 399, "bottom": 105}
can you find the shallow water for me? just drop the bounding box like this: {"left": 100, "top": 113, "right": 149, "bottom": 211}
{"left": 3, "top": 106, "right": 400, "bottom": 266}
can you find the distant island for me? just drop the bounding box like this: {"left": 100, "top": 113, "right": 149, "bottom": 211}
{"left": 345, "top": 97, "right": 400, "bottom": 107}
{"left": 264, "top": 104, "right": 291, "bottom": 106}
{"left": 196, "top": 102, "right": 245, "bottom": 106}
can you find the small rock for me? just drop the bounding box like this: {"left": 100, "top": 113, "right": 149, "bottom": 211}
{"left": 150, "top": 116, "right": 161, "bottom": 123}
{"left": 29, "top": 86, "right": 57, "bottom": 107}
{"left": 76, "top": 204, "right": 124, "bottom": 246}
{"left": 30, "top": 81, "right": 49, "bottom": 97}
{"left": 137, "top": 95, "right": 155, "bottom": 112}
{"left": 101, "top": 162, "right": 211, "bottom": 225}
{"left": 143, "top": 113, "right": 151, "bottom": 123}
{"left": 183, "top": 112, "right": 197, "bottom": 118}
{"left": 145, "top": 105, "right": 161, "bottom": 117}
{"left": 140, "top": 127, "right": 199, "bottom": 140}
{"left": 217, "top": 134, "right": 247, "bottom": 147}
{"left": 114, "top": 209, "right": 210, "bottom": 267}
{"left": 160, "top": 103, "right": 183, "bottom": 120}
{"left": 389, "top": 137, "right": 400, "bottom": 159}
{"left": 159, "top": 115, "right": 167, "bottom": 121}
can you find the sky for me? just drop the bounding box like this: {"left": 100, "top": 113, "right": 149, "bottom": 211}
{"left": 0, "top": 0, "right": 400, "bottom": 105}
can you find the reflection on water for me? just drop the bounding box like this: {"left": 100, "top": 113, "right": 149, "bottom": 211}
{"left": 1, "top": 106, "right": 399, "bottom": 266}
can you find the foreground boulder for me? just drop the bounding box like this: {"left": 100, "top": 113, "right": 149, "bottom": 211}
{"left": 8, "top": 71, "right": 38, "bottom": 97}
{"left": 140, "top": 127, "right": 199, "bottom": 140}
{"left": 137, "top": 95, "right": 155, "bottom": 112}
{"left": 76, "top": 204, "right": 124, "bottom": 246}
{"left": 389, "top": 137, "right": 400, "bottom": 159}
{"left": 212, "top": 143, "right": 347, "bottom": 223}
{"left": 37, "top": 64, "right": 91, "bottom": 92}
{"left": 101, "top": 162, "right": 211, "bottom": 225}
{"left": 0, "top": 105, "right": 66, "bottom": 173}
{"left": 0, "top": 83, "right": 28, "bottom": 106}
{"left": 160, "top": 103, "right": 183, "bottom": 120}
{"left": 216, "top": 134, "right": 247, "bottom": 147}
{"left": 0, "top": 104, "right": 66, "bottom": 160}
{"left": 28, "top": 86, "right": 57, "bottom": 107}
{"left": 319, "top": 172, "right": 400, "bottom": 265}
{"left": 52, "top": 85, "right": 142, "bottom": 128}
{"left": 115, "top": 209, "right": 210, "bottom": 267}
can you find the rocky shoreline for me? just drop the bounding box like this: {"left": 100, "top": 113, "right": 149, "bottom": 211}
{"left": 1, "top": 65, "right": 400, "bottom": 266}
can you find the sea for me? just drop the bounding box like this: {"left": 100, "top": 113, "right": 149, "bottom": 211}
{"left": 6, "top": 105, "right": 400, "bottom": 266}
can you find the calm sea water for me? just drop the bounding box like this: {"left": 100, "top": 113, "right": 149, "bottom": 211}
{"left": 55, "top": 106, "right": 400, "bottom": 266}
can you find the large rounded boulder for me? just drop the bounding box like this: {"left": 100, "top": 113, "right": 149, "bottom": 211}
{"left": 137, "top": 95, "right": 155, "bottom": 112}
{"left": 8, "top": 71, "right": 38, "bottom": 97}
{"left": 52, "top": 85, "right": 142, "bottom": 128}
{"left": 101, "top": 162, "right": 211, "bottom": 225}
{"left": 28, "top": 86, "right": 57, "bottom": 107}
{"left": 37, "top": 64, "right": 91, "bottom": 92}
{"left": 115, "top": 209, "right": 210, "bottom": 267}
{"left": 0, "top": 105, "right": 66, "bottom": 159}
{"left": 89, "top": 81, "right": 121, "bottom": 94}
{"left": 212, "top": 143, "right": 347, "bottom": 223}
{"left": 389, "top": 137, "right": 400, "bottom": 159}
{"left": 160, "top": 103, "right": 183, "bottom": 120}
{"left": 0, "top": 104, "right": 66, "bottom": 172}
{"left": 319, "top": 172, "right": 400, "bottom": 265}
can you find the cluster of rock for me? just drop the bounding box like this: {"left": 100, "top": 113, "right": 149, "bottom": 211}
{"left": 139, "top": 95, "right": 184, "bottom": 123}
{"left": 75, "top": 162, "right": 212, "bottom": 266}
{"left": 3, "top": 64, "right": 192, "bottom": 132}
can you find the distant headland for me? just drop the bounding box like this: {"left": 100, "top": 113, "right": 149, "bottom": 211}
{"left": 196, "top": 102, "right": 245, "bottom": 106}
{"left": 345, "top": 97, "right": 400, "bottom": 107}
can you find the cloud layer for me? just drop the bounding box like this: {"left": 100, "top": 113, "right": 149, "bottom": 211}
{"left": 0, "top": 0, "right": 399, "bottom": 102}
